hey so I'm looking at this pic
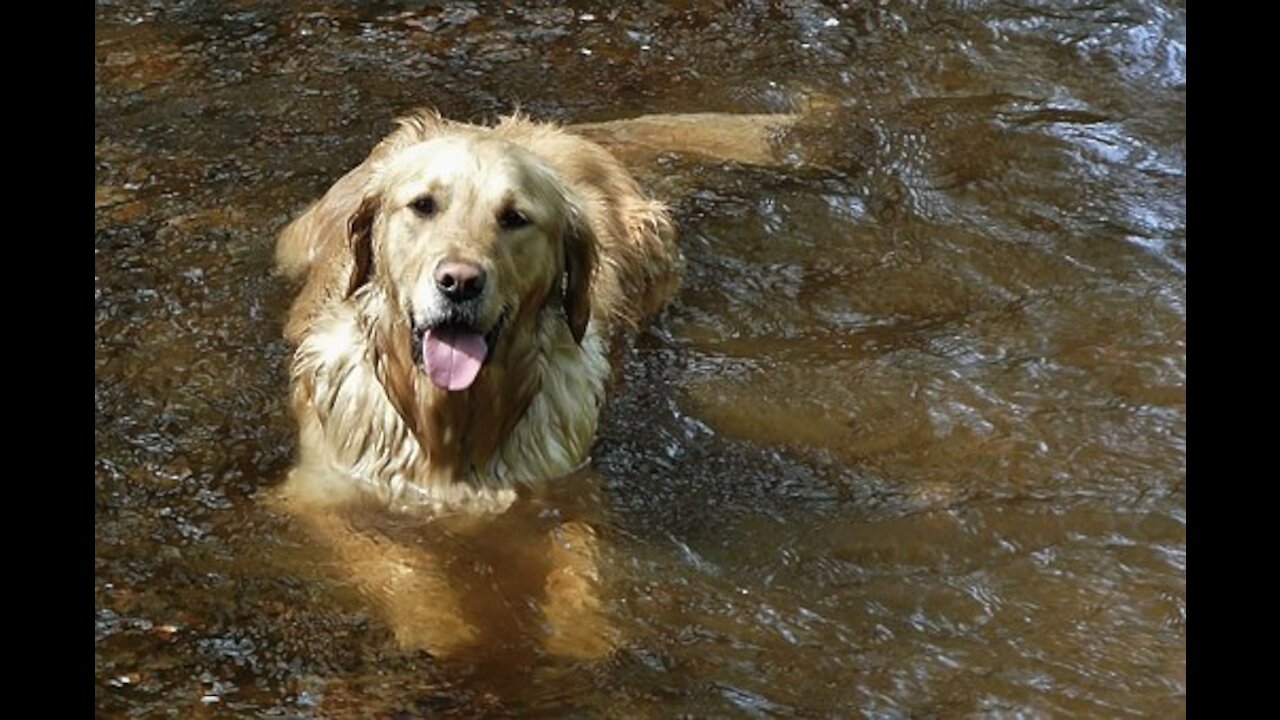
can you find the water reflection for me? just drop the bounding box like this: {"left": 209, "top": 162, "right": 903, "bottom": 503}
{"left": 97, "top": 0, "right": 1184, "bottom": 715}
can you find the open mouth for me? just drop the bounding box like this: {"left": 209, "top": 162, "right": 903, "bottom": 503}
{"left": 411, "top": 310, "right": 507, "bottom": 392}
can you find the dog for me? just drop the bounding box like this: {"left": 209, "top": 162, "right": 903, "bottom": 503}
{"left": 273, "top": 108, "right": 800, "bottom": 659}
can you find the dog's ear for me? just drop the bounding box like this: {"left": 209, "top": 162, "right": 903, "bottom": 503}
{"left": 562, "top": 207, "right": 598, "bottom": 345}
{"left": 346, "top": 195, "right": 379, "bottom": 297}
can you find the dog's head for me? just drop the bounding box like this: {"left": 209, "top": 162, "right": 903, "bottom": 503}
{"left": 345, "top": 133, "right": 598, "bottom": 392}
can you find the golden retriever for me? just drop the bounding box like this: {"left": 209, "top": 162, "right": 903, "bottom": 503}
{"left": 273, "top": 108, "right": 799, "bottom": 659}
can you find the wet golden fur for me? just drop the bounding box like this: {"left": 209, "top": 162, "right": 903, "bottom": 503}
{"left": 273, "top": 107, "right": 798, "bottom": 658}
{"left": 277, "top": 110, "right": 678, "bottom": 507}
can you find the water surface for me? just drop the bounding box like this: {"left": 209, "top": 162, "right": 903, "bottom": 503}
{"left": 96, "top": 1, "right": 1185, "bottom": 716}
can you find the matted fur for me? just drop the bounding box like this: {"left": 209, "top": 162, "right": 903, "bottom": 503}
{"left": 277, "top": 109, "right": 679, "bottom": 512}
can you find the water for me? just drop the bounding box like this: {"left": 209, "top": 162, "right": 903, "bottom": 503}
{"left": 96, "top": 1, "right": 1185, "bottom": 716}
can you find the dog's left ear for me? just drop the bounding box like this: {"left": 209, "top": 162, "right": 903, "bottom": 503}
{"left": 346, "top": 194, "right": 379, "bottom": 298}
{"left": 562, "top": 206, "right": 598, "bottom": 345}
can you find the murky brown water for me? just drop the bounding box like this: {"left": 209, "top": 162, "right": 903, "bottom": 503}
{"left": 96, "top": 1, "right": 1185, "bottom": 716}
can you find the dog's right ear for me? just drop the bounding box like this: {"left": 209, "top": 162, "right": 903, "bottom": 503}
{"left": 346, "top": 195, "right": 379, "bottom": 297}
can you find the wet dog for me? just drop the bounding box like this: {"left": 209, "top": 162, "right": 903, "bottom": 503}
{"left": 273, "top": 108, "right": 799, "bottom": 658}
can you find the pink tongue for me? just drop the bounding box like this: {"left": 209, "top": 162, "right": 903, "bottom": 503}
{"left": 423, "top": 327, "right": 489, "bottom": 391}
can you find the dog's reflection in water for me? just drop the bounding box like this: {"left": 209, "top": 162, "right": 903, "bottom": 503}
{"left": 274, "top": 466, "right": 616, "bottom": 663}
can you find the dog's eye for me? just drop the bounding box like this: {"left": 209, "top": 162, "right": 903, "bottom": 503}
{"left": 410, "top": 195, "right": 436, "bottom": 216}
{"left": 498, "top": 208, "right": 531, "bottom": 230}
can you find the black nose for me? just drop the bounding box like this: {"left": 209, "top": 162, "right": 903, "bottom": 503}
{"left": 434, "top": 261, "right": 486, "bottom": 302}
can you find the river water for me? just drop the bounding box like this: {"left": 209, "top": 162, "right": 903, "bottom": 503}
{"left": 96, "top": 1, "right": 1185, "bottom": 716}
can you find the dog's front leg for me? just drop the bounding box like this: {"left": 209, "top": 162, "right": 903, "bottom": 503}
{"left": 271, "top": 480, "right": 479, "bottom": 658}
{"left": 540, "top": 520, "right": 617, "bottom": 660}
